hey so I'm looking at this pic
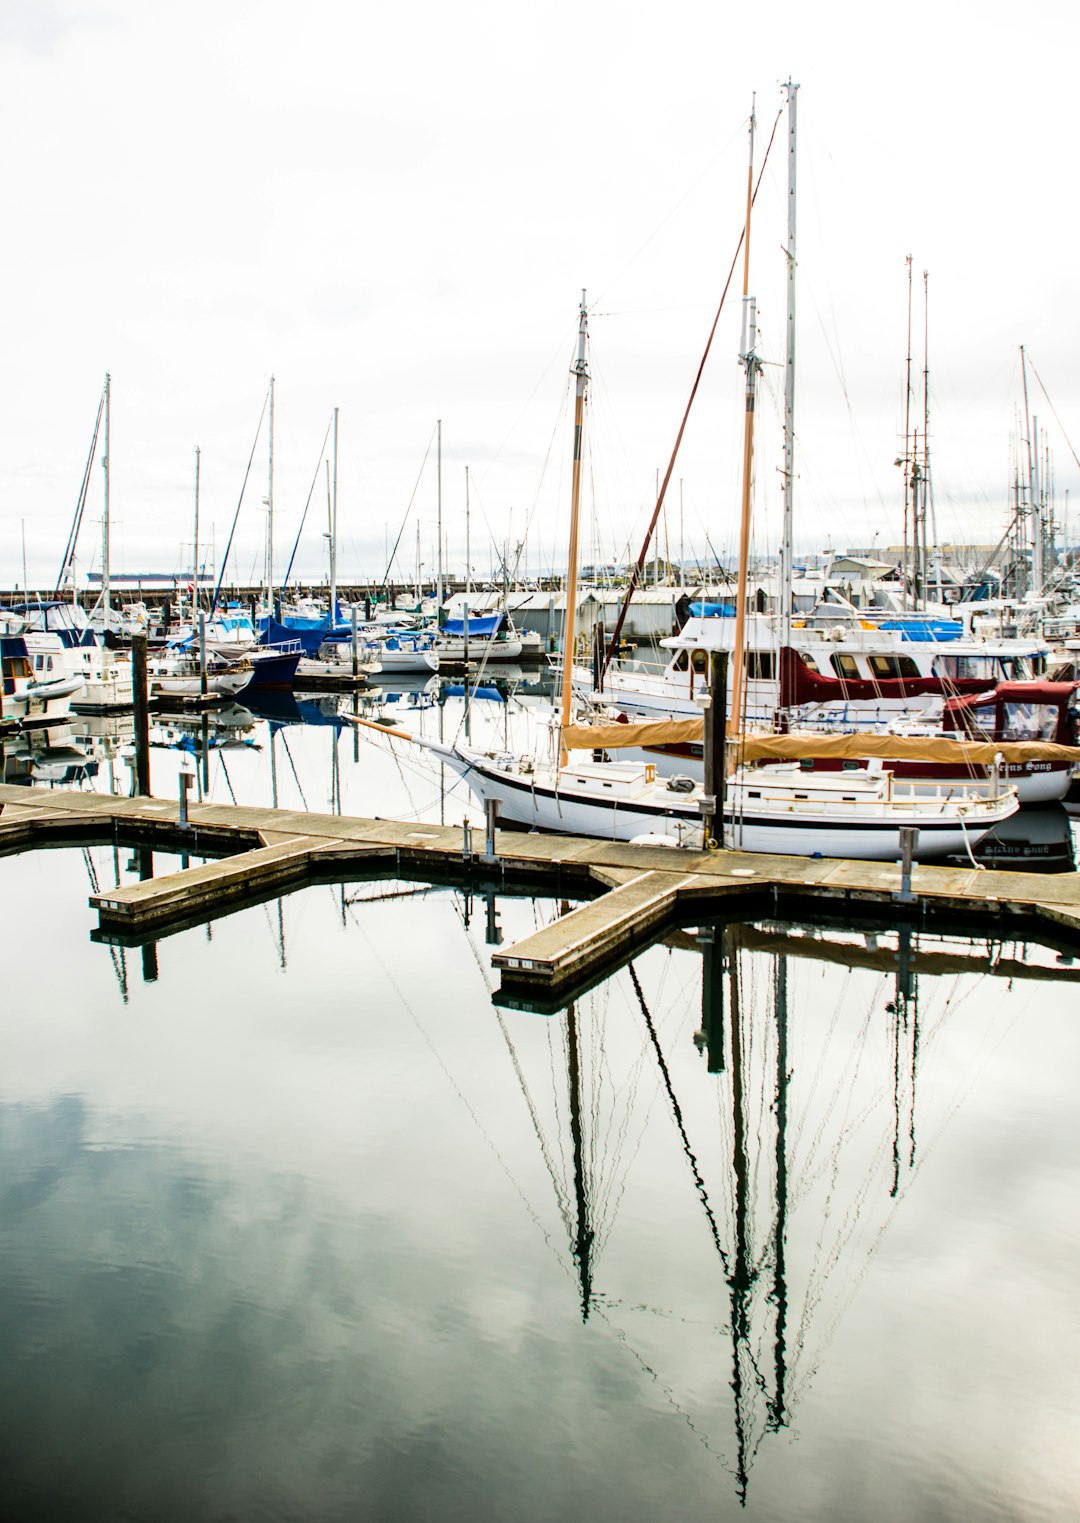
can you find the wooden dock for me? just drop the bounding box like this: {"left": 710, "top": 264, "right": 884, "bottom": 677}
{"left": 2, "top": 782, "right": 1079, "bottom": 998}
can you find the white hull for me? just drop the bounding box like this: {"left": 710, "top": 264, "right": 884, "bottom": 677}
{"left": 432, "top": 747, "right": 1019, "bottom": 861}
{"left": 369, "top": 649, "right": 440, "bottom": 676}
{"left": 435, "top": 635, "right": 524, "bottom": 662}
{"left": 4, "top": 676, "right": 84, "bottom": 727}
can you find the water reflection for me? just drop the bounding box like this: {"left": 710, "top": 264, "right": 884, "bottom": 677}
{"left": 1, "top": 856, "right": 1078, "bottom": 1518}
{"left": 1, "top": 680, "right": 1079, "bottom": 1519}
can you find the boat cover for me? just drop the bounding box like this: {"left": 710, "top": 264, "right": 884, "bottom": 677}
{"left": 442, "top": 613, "right": 505, "bottom": 637}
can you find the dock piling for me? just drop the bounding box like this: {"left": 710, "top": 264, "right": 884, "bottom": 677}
{"left": 896, "top": 827, "right": 918, "bottom": 902}
{"left": 131, "top": 636, "right": 151, "bottom": 796}
{"left": 483, "top": 799, "right": 500, "bottom": 864}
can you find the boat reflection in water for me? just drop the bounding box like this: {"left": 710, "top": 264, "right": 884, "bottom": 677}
{"left": 1, "top": 825, "right": 1078, "bottom": 1520}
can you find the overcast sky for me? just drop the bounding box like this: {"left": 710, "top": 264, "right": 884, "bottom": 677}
{"left": 2, "top": 0, "right": 1077, "bottom": 591}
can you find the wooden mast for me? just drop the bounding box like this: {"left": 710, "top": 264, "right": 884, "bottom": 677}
{"left": 559, "top": 291, "right": 589, "bottom": 765}
{"left": 779, "top": 82, "right": 798, "bottom": 655}
{"left": 729, "top": 101, "right": 759, "bottom": 743}
{"left": 102, "top": 372, "right": 111, "bottom": 629}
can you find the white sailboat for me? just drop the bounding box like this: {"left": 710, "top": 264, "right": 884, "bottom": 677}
{"left": 388, "top": 96, "right": 1020, "bottom": 860}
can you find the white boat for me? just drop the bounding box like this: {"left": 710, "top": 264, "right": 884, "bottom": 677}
{"left": 146, "top": 652, "right": 250, "bottom": 699}
{"left": 1, "top": 634, "right": 84, "bottom": 726}
{"left": 420, "top": 735, "right": 1019, "bottom": 859}
{"left": 364, "top": 632, "right": 440, "bottom": 676}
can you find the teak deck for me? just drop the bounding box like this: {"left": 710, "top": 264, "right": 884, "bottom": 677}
{"left": 2, "top": 782, "right": 1079, "bottom": 997}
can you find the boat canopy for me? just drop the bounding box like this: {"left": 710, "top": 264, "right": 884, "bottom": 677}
{"left": 559, "top": 715, "right": 1079, "bottom": 765}
{"left": 442, "top": 613, "right": 505, "bottom": 637}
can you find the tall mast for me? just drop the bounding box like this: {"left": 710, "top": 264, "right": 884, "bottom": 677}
{"left": 902, "top": 257, "right": 913, "bottom": 610}
{"left": 923, "top": 271, "right": 941, "bottom": 602}
{"left": 464, "top": 465, "right": 472, "bottom": 670}
{"left": 267, "top": 374, "right": 276, "bottom": 610}
{"left": 193, "top": 445, "right": 201, "bottom": 615}
{"left": 729, "top": 100, "right": 759, "bottom": 739}
{"left": 330, "top": 405, "right": 339, "bottom": 617}
{"left": 436, "top": 418, "right": 443, "bottom": 614}
{"left": 102, "top": 372, "right": 111, "bottom": 625}
{"left": 1021, "top": 347, "right": 1042, "bottom": 591}
{"left": 779, "top": 81, "right": 799, "bottom": 653}
{"left": 559, "top": 291, "right": 590, "bottom": 763}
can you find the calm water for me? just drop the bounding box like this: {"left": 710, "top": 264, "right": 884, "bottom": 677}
{"left": 1, "top": 683, "right": 1078, "bottom": 1520}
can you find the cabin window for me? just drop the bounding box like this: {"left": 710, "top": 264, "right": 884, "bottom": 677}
{"left": 1003, "top": 702, "right": 1058, "bottom": 741}
{"left": 672, "top": 650, "right": 690, "bottom": 672}
{"left": 831, "top": 654, "right": 860, "bottom": 679}
{"left": 690, "top": 649, "right": 710, "bottom": 674}
{"left": 932, "top": 654, "right": 996, "bottom": 681}
{"left": 799, "top": 759, "right": 814, "bottom": 771}
{"left": 868, "top": 655, "right": 921, "bottom": 680}
{"left": 746, "top": 651, "right": 775, "bottom": 680}
{"left": 956, "top": 705, "right": 996, "bottom": 741}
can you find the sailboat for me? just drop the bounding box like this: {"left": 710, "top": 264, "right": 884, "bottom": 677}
{"left": 372, "top": 291, "right": 1017, "bottom": 857}
{"left": 386, "top": 95, "right": 1020, "bottom": 860}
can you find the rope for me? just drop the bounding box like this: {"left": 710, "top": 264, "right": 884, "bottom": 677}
{"left": 601, "top": 100, "right": 785, "bottom": 681}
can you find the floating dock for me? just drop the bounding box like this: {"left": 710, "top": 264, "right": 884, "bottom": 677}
{"left": 2, "top": 782, "right": 1079, "bottom": 998}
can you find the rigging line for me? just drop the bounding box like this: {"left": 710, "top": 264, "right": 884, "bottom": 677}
{"left": 601, "top": 99, "right": 785, "bottom": 680}
{"left": 495, "top": 1003, "right": 574, "bottom": 1238}
{"left": 378, "top": 424, "right": 437, "bottom": 596}
{"left": 627, "top": 961, "right": 730, "bottom": 1271}
{"left": 209, "top": 385, "right": 271, "bottom": 619}
{"left": 280, "top": 412, "right": 335, "bottom": 595}
{"left": 590, "top": 116, "right": 751, "bottom": 311}
{"left": 352, "top": 910, "right": 570, "bottom": 1275}
{"left": 595, "top": 1305, "right": 739, "bottom": 1474}
{"left": 1029, "top": 356, "right": 1080, "bottom": 475}
{"left": 806, "top": 287, "right": 891, "bottom": 515}
{"left": 55, "top": 385, "right": 106, "bottom": 597}
{"left": 278, "top": 728, "right": 308, "bottom": 810}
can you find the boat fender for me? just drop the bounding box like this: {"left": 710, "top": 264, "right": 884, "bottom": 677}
{"left": 665, "top": 774, "right": 696, "bottom": 793}
{"left": 629, "top": 833, "right": 678, "bottom": 848}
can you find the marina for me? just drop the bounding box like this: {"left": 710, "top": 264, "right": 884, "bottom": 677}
{"left": 4, "top": 11, "right": 1080, "bottom": 1517}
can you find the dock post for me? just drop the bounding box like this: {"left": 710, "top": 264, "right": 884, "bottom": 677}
{"left": 351, "top": 606, "right": 359, "bottom": 678}
{"left": 482, "top": 798, "right": 500, "bottom": 864}
{"left": 462, "top": 819, "right": 473, "bottom": 862}
{"left": 700, "top": 650, "right": 728, "bottom": 847}
{"left": 131, "top": 635, "right": 151, "bottom": 796}
{"left": 178, "top": 755, "right": 194, "bottom": 830}
{"left": 897, "top": 827, "right": 918, "bottom": 902}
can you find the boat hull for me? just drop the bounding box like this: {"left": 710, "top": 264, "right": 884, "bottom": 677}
{"left": 436, "top": 750, "right": 1014, "bottom": 860}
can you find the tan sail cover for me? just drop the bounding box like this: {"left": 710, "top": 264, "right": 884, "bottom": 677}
{"left": 561, "top": 718, "right": 708, "bottom": 752}
{"left": 561, "top": 719, "right": 1078, "bottom": 765}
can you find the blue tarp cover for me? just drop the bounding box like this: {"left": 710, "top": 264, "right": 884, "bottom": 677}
{"left": 878, "top": 618, "right": 964, "bottom": 643}
{"left": 442, "top": 613, "right": 505, "bottom": 637}
{"left": 688, "top": 602, "right": 736, "bottom": 618}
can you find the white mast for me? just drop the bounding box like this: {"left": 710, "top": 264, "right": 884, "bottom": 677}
{"left": 1021, "top": 347, "right": 1042, "bottom": 591}
{"left": 779, "top": 80, "right": 799, "bottom": 652}
{"left": 559, "top": 291, "right": 589, "bottom": 764}
{"left": 266, "top": 374, "right": 275, "bottom": 611}
{"left": 436, "top": 418, "right": 443, "bottom": 614}
{"left": 730, "top": 100, "right": 759, "bottom": 739}
{"left": 193, "top": 444, "right": 201, "bottom": 615}
{"left": 330, "top": 405, "right": 339, "bottom": 617}
{"left": 102, "top": 372, "right": 111, "bottom": 626}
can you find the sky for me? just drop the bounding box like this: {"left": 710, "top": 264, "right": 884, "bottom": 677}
{"left": 1, "top": 0, "right": 1077, "bottom": 591}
